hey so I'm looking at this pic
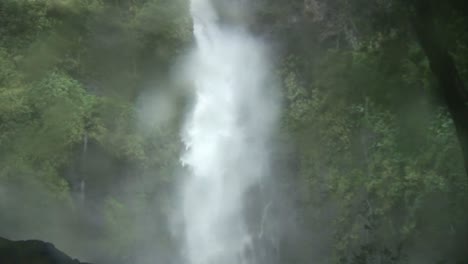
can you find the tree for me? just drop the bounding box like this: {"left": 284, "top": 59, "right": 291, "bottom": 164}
{"left": 410, "top": 0, "right": 468, "bottom": 176}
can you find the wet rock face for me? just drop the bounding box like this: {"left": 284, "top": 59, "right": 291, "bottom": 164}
{"left": 0, "top": 237, "right": 92, "bottom": 264}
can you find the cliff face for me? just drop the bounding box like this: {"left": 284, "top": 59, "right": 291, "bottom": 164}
{"left": 0, "top": 237, "right": 92, "bottom": 264}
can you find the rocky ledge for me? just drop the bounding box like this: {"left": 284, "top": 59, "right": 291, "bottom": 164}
{"left": 0, "top": 237, "right": 92, "bottom": 264}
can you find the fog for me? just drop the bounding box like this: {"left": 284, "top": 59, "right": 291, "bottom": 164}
{"left": 1, "top": 0, "right": 468, "bottom": 264}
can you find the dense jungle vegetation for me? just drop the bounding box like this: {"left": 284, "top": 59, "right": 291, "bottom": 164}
{"left": 0, "top": 0, "right": 468, "bottom": 263}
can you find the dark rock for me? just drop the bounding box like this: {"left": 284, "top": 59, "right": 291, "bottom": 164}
{"left": 0, "top": 237, "right": 92, "bottom": 264}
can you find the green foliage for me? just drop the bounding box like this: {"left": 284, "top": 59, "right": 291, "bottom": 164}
{"left": 282, "top": 39, "right": 468, "bottom": 262}
{"left": 0, "top": 0, "right": 52, "bottom": 49}
{"left": 1, "top": 0, "right": 468, "bottom": 263}
{"left": 133, "top": 0, "right": 192, "bottom": 46}
{"left": 0, "top": 0, "right": 189, "bottom": 261}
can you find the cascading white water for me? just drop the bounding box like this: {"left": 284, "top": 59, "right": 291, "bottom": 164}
{"left": 180, "top": 0, "right": 278, "bottom": 264}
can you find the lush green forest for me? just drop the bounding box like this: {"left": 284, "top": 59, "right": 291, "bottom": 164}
{"left": 0, "top": 0, "right": 468, "bottom": 263}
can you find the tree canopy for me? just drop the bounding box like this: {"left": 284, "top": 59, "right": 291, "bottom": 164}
{"left": 0, "top": 0, "right": 467, "bottom": 263}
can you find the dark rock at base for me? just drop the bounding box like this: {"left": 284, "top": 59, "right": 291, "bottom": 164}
{"left": 0, "top": 237, "right": 92, "bottom": 264}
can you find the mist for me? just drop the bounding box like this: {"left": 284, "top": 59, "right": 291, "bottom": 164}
{"left": 1, "top": 0, "right": 468, "bottom": 264}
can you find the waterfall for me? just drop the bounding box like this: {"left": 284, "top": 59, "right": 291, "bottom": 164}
{"left": 179, "top": 1, "right": 279, "bottom": 264}
{"left": 80, "top": 133, "right": 88, "bottom": 205}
